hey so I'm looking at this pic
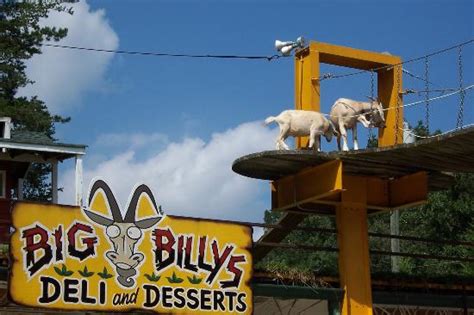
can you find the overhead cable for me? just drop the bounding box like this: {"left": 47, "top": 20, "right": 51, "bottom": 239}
{"left": 41, "top": 43, "right": 281, "bottom": 61}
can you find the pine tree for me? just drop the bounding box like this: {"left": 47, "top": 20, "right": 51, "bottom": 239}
{"left": 0, "top": 1, "right": 75, "bottom": 200}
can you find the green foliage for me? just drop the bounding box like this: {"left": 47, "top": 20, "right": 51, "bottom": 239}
{"left": 257, "top": 212, "right": 338, "bottom": 276}
{"left": 53, "top": 264, "right": 73, "bottom": 277}
{"left": 367, "top": 133, "right": 378, "bottom": 148}
{"left": 367, "top": 125, "right": 472, "bottom": 277}
{"left": 22, "top": 163, "right": 52, "bottom": 201}
{"left": 396, "top": 173, "right": 474, "bottom": 277}
{"left": 410, "top": 120, "right": 441, "bottom": 140}
{"left": 0, "top": 0, "right": 74, "bottom": 201}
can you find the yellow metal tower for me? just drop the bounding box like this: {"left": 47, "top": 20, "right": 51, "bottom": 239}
{"left": 293, "top": 40, "right": 404, "bottom": 315}
{"left": 294, "top": 41, "right": 403, "bottom": 148}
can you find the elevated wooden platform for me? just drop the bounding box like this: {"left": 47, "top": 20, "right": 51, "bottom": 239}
{"left": 233, "top": 127, "right": 474, "bottom": 261}
{"left": 233, "top": 126, "right": 474, "bottom": 191}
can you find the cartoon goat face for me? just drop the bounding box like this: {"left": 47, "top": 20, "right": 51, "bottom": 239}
{"left": 83, "top": 180, "right": 162, "bottom": 288}
{"left": 104, "top": 222, "right": 144, "bottom": 270}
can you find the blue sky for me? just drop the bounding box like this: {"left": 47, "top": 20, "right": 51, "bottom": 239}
{"left": 22, "top": 0, "right": 473, "bottom": 229}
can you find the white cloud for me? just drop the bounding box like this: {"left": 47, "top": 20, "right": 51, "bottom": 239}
{"left": 19, "top": 1, "right": 119, "bottom": 113}
{"left": 95, "top": 132, "right": 169, "bottom": 150}
{"left": 60, "top": 121, "right": 278, "bottom": 226}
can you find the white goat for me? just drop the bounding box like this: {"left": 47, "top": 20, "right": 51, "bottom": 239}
{"left": 265, "top": 110, "right": 338, "bottom": 151}
{"left": 329, "top": 98, "right": 386, "bottom": 151}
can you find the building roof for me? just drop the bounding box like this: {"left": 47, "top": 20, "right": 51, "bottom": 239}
{"left": 0, "top": 130, "right": 86, "bottom": 161}
{"left": 10, "top": 130, "right": 86, "bottom": 149}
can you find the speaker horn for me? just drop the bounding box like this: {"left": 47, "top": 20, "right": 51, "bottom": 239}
{"left": 295, "top": 36, "right": 305, "bottom": 48}
{"left": 280, "top": 45, "right": 294, "bottom": 56}
{"left": 275, "top": 40, "right": 294, "bottom": 52}
{"left": 274, "top": 36, "right": 306, "bottom": 56}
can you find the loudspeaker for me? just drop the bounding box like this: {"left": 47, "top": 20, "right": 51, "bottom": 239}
{"left": 275, "top": 40, "right": 295, "bottom": 51}
{"left": 274, "top": 37, "right": 306, "bottom": 56}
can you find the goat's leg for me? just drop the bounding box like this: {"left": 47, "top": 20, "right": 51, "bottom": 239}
{"left": 309, "top": 128, "right": 321, "bottom": 151}
{"left": 315, "top": 135, "right": 321, "bottom": 152}
{"left": 339, "top": 120, "right": 349, "bottom": 151}
{"left": 337, "top": 136, "right": 342, "bottom": 151}
{"left": 357, "top": 115, "right": 371, "bottom": 128}
{"left": 276, "top": 123, "right": 290, "bottom": 150}
{"left": 353, "top": 126, "right": 359, "bottom": 150}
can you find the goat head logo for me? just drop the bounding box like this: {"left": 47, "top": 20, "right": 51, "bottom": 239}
{"left": 83, "top": 180, "right": 162, "bottom": 288}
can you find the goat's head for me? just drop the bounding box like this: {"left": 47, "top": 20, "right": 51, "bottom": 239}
{"left": 324, "top": 119, "right": 339, "bottom": 142}
{"left": 369, "top": 101, "right": 386, "bottom": 129}
{"left": 83, "top": 180, "right": 162, "bottom": 288}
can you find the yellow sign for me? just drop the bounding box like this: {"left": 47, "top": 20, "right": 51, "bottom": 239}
{"left": 10, "top": 180, "right": 253, "bottom": 314}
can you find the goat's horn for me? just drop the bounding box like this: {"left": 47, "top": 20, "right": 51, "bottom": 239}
{"left": 88, "top": 180, "right": 123, "bottom": 222}
{"left": 365, "top": 95, "right": 376, "bottom": 101}
{"left": 124, "top": 184, "right": 159, "bottom": 223}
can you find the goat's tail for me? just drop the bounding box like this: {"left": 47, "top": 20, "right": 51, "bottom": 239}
{"left": 264, "top": 116, "right": 276, "bottom": 126}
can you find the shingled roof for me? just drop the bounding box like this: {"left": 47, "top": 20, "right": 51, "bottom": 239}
{"left": 9, "top": 130, "right": 85, "bottom": 149}
{"left": 0, "top": 130, "right": 86, "bottom": 160}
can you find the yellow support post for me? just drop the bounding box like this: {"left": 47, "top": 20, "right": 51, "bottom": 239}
{"left": 294, "top": 43, "right": 320, "bottom": 148}
{"left": 378, "top": 64, "right": 403, "bottom": 147}
{"left": 336, "top": 175, "right": 373, "bottom": 315}
{"left": 290, "top": 40, "right": 409, "bottom": 314}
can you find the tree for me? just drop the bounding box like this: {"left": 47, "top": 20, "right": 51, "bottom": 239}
{"left": 258, "top": 211, "right": 339, "bottom": 276}
{"left": 0, "top": 0, "right": 74, "bottom": 200}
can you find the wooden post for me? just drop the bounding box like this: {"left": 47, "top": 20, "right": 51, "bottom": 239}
{"left": 51, "top": 160, "right": 58, "bottom": 204}
{"left": 17, "top": 178, "right": 24, "bottom": 201}
{"left": 75, "top": 155, "right": 83, "bottom": 206}
{"left": 390, "top": 209, "right": 400, "bottom": 272}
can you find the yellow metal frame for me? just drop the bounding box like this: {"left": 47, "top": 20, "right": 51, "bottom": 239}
{"left": 294, "top": 41, "right": 403, "bottom": 148}
{"left": 271, "top": 170, "right": 428, "bottom": 213}
{"left": 270, "top": 161, "right": 428, "bottom": 315}
{"left": 271, "top": 160, "right": 343, "bottom": 211}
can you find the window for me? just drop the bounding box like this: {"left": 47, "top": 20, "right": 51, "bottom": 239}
{"left": 0, "top": 171, "right": 5, "bottom": 198}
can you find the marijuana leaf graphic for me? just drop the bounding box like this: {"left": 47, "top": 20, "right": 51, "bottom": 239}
{"left": 53, "top": 264, "right": 74, "bottom": 277}
{"left": 78, "top": 265, "right": 94, "bottom": 277}
{"left": 144, "top": 272, "right": 161, "bottom": 282}
{"left": 187, "top": 274, "right": 203, "bottom": 284}
{"left": 98, "top": 267, "right": 113, "bottom": 279}
{"left": 166, "top": 272, "right": 183, "bottom": 284}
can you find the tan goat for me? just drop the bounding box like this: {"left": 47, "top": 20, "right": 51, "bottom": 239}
{"left": 329, "top": 98, "right": 386, "bottom": 151}
{"left": 265, "top": 110, "right": 338, "bottom": 151}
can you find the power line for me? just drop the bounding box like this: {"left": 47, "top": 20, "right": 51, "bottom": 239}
{"left": 400, "top": 123, "right": 474, "bottom": 139}
{"left": 403, "top": 68, "right": 439, "bottom": 87}
{"left": 402, "top": 88, "right": 457, "bottom": 95}
{"left": 322, "top": 84, "right": 474, "bottom": 119}
{"left": 401, "top": 84, "right": 473, "bottom": 110}
{"left": 41, "top": 43, "right": 281, "bottom": 61}
{"left": 43, "top": 38, "right": 473, "bottom": 67}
